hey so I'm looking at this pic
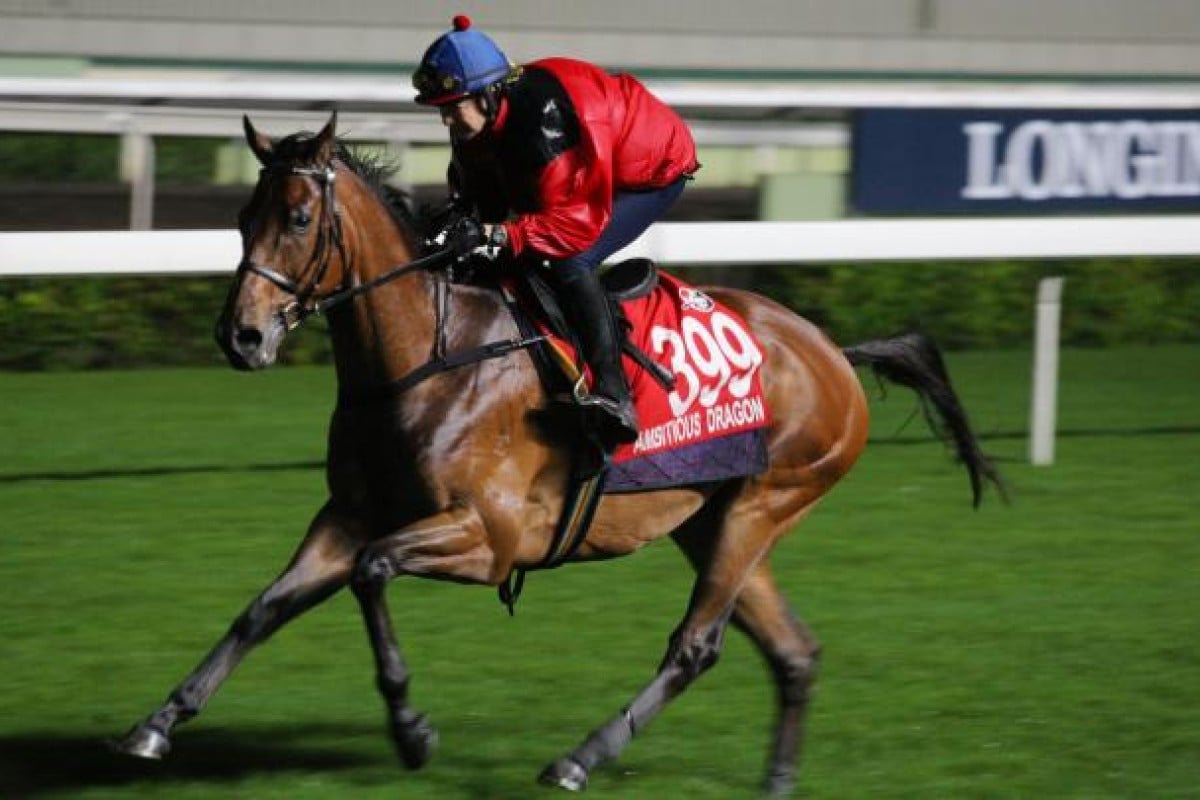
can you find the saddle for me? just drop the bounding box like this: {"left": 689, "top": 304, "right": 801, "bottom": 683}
{"left": 512, "top": 258, "right": 675, "bottom": 395}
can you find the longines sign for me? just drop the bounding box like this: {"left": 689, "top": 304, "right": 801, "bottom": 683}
{"left": 851, "top": 109, "right": 1200, "bottom": 213}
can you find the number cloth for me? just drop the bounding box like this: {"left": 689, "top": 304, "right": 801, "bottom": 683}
{"left": 514, "top": 270, "right": 771, "bottom": 492}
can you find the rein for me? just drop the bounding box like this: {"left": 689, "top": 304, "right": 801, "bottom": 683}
{"left": 241, "top": 247, "right": 458, "bottom": 327}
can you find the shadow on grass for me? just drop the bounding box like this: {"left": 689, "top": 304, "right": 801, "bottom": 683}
{"left": 0, "top": 724, "right": 737, "bottom": 800}
{"left": 0, "top": 460, "right": 324, "bottom": 484}
{"left": 0, "top": 723, "right": 379, "bottom": 797}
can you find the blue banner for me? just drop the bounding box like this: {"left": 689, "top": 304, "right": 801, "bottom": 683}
{"left": 851, "top": 108, "right": 1200, "bottom": 214}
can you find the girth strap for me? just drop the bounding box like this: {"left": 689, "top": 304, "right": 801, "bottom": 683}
{"left": 499, "top": 450, "right": 610, "bottom": 615}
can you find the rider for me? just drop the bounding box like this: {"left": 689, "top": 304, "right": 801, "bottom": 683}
{"left": 413, "top": 15, "right": 699, "bottom": 445}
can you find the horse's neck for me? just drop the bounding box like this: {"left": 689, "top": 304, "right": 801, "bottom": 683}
{"left": 327, "top": 194, "right": 437, "bottom": 396}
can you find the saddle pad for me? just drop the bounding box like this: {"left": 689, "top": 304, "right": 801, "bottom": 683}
{"left": 608, "top": 272, "right": 770, "bottom": 490}
{"left": 507, "top": 270, "right": 771, "bottom": 493}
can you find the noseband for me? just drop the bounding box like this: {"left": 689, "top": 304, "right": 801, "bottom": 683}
{"left": 238, "top": 162, "right": 458, "bottom": 330}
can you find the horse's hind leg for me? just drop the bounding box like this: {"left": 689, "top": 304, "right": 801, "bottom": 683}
{"left": 732, "top": 561, "right": 821, "bottom": 797}
{"left": 539, "top": 493, "right": 785, "bottom": 792}
{"left": 539, "top": 588, "right": 735, "bottom": 791}
{"left": 111, "top": 500, "right": 363, "bottom": 759}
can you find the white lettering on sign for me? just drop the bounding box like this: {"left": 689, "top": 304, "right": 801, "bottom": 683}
{"left": 650, "top": 310, "right": 764, "bottom": 418}
{"left": 962, "top": 119, "right": 1200, "bottom": 201}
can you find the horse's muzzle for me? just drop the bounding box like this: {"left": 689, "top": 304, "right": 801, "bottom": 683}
{"left": 214, "top": 314, "right": 281, "bottom": 371}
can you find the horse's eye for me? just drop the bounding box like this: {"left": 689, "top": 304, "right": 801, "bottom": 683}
{"left": 290, "top": 209, "right": 312, "bottom": 231}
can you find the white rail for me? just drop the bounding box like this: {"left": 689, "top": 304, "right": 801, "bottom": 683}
{"left": 1, "top": 230, "right": 241, "bottom": 277}
{"left": 615, "top": 217, "right": 1200, "bottom": 263}
{"left": 4, "top": 217, "right": 1199, "bottom": 277}
{"left": 4, "top": 217, "right": 1198, "bottom": 466}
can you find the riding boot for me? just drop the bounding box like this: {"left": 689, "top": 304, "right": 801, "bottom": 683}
{"left": 553, "top": 266, "right": 639, "bottom": 445}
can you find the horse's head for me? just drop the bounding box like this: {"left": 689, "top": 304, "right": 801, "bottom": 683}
{"left": 216, "top": 112, "right": 350, "bottom": 370}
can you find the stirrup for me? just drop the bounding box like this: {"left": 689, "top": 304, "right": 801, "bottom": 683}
{"left": 575, "top": 395, "right": 638, "bottom": 445}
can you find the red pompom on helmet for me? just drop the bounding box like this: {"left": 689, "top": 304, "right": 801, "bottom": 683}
{"left": 452, "top": 14, "right": 471, "bottom": 31}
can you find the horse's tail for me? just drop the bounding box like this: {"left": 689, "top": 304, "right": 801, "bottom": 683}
{"left": 843, "top": 331, "right": 1006, "bottom": 507}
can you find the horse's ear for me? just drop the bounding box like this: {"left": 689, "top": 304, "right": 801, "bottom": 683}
{"left": 243, "top": 114, "right": 274, "bottom": 165}
{"left": 315, "top": 111, "right": 338, "bottom": 164}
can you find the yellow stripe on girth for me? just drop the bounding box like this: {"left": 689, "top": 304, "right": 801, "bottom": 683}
{"left": 546, "top": 339, "right": 584, "bottom": 384}
{"left": 551, "top": 473, "right": 603, "bottom": 563}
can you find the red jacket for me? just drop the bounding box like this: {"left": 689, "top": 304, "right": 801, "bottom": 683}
{"left": 450, "top": 58, "right": 698, "bottom": 260}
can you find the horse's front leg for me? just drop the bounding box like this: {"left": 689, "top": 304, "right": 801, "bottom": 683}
{"left": 112, "top": 501, "right": 365, "bottom": 759}
{"left": 349, "top": 506, "right": 496, "bottom": 770}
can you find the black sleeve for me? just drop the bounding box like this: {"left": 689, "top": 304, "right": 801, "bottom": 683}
{"left": 499, "top": 67, "right": 582, "bottom": 174}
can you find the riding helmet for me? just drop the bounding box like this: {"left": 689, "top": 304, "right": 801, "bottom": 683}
{"left": 412, "top": 15, "right": 512, "bottom": 106}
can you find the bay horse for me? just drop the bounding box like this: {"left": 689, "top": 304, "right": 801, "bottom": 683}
{"left": 113, "top": 113, "right": 1001, "bottom": 795}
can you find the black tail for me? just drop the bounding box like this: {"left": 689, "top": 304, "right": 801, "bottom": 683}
{"left": 843, "top": 332, "right": 1006, "bottom": 507}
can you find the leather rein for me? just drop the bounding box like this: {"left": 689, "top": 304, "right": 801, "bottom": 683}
{"left": 237, "top": 161, "right": 544, "bottom": 402}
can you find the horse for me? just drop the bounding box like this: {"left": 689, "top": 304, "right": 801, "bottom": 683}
{"left": 112, "top": 112, "right": 1002, "bottom": 795}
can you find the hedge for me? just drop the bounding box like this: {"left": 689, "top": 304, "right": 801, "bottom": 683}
{"left": 1, "top": 259, "right": 1196, "bottom": 371}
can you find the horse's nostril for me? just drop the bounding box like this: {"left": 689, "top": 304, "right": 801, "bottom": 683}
{"left": 235, "top": 327, "right": 263, "bottom": 352}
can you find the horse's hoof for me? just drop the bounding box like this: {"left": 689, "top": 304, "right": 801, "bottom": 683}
{"left": 393, "top": 713, "right": 438, "bottom": 770}
{"left": 109, "top": 725, "right": 171, "bottom": 760}
{"left": 764, "top": 771, "right": 796, "bottom": 797}
{"left": 539, "top": 757, "right": 589, "bottom": 791}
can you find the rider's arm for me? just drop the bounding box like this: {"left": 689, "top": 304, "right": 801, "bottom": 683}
{"left": 501, "top": 123, "right": 614, "bottom": 260}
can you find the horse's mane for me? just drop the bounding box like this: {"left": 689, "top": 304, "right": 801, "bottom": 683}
{"left": 270, "top": 130, "right": 428, "bottom": 239}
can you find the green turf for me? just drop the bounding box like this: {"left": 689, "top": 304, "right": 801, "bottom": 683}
{"left": 1, "top": 346, "right": 1198, "bottom": 799}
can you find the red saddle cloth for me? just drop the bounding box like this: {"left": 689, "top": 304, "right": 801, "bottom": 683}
{"left": 514, "top": 270, "right": 771, "bottom": 492}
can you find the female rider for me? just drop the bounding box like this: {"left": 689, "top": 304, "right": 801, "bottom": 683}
{"left": 413, "top": 15, "right": 699, "bottom": 444}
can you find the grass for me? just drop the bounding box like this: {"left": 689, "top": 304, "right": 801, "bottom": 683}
{"left": 0, "top": 345, "right": 1198, "bottom": 799}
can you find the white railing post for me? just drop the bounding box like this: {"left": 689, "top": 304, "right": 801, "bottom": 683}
{"left": 121, "top": 131, "right": 156, "bottom": 231}
{"left": 1030, "top": 276, "right": 1065, "bottom": 466}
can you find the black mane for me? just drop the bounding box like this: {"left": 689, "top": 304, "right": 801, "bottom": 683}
{"left": 338, "top": 143, "right": 424, "bottom": 234}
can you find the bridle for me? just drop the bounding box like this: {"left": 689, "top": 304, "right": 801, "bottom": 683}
{"left": 233, "top": 157, "right": 544, "bottom": 403}
{"left": 237, "top": 161, "right": 454, "bottom": 330}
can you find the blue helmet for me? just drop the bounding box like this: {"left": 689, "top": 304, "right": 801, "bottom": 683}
{"left": 413, "top": 15, "right": 511, "bottom": 106}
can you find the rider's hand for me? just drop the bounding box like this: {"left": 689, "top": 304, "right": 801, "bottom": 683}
{"left": 476, "top": 224, "right": 508, "bottom": 261}
{"left": 446, "top": 215, "right": 485, "bottom": 261}
{"left": 423, "top": 195, "right": 471, "bottom": 253}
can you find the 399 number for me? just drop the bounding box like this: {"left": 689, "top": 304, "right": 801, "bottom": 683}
{"left": 651, "top": 311, "right": 764, "bottom": 417}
